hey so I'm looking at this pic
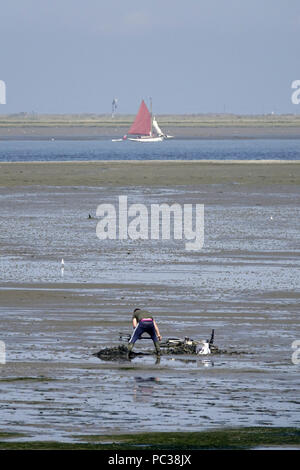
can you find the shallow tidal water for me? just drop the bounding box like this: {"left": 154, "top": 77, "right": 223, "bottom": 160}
{"left": 1, "top": 138, "right": 300, "bottom": 162}
{"left": 0, "top": 184, "right": 299, "bottom": 442}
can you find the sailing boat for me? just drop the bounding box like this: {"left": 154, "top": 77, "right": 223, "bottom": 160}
{"left": 121, "top": 99, "right": 173, "bottom": 142}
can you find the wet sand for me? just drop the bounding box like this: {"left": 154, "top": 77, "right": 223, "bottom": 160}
{"left": 0, "top": 160, "right": 300, "bottom": 187}
{"left": 0, "top": 163, "right": 299, "bottom": 443}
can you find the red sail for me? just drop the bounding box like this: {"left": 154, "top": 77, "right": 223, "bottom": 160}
{"left": 128, "top": 100, "right": 151, "bottom": 135}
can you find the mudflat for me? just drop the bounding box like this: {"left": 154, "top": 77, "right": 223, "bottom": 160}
{"left": 0, "top": 160, "right": 300, "bottom": 187}
{"left": 0, "top": 161, "right": 299, "bottom": 444}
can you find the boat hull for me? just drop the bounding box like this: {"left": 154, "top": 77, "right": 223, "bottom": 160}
{"left": 127, "top": 136, "right": 164, "bottom": 142}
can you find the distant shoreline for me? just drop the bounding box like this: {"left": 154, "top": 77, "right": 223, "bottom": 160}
{"left": 0, "top": 114, "right": 299, "bottom": 140}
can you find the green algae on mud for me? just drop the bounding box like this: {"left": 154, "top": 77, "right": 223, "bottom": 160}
{"left": 0, "top": 376, "right": 55, "bottom": 383}
{"left": 0, "top": 432, "right": 28, "bottom": 440}
{"left": 72, "top": 427, "right": 300, "bottom": 449}
{"left": 0, "top": 428, "right": 299, "bottom": 450}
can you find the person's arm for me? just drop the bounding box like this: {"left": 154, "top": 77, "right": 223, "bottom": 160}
{"left": 132, "top": 317, "right": 138, "bottom": 329}
{"left": 153, "top": 320, "right": 162, "bottom": 341}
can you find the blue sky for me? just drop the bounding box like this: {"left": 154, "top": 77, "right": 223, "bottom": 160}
{"left": 1, "top": 0, "right": 300, "bottom": 114}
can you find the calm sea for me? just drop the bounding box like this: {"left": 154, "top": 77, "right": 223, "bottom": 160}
{"left": 0, "top": 138, "right": 300, "bottom": 161}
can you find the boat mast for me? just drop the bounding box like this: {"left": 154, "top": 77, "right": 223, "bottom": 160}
{"left": 149, "top": 96, "right": 153, "bottom": 136}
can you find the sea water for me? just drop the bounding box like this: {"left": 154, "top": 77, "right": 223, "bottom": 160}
{"left": 0, "top": 138, "right": 300, "bottom": 162}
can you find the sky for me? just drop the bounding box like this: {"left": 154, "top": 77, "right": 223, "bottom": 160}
{"left": 1, "top": 0, "right": 300, "bottom": 114}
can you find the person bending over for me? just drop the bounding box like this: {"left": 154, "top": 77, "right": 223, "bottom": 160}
{"left": 127, "top": 308, "right": 162, "bottom": 356}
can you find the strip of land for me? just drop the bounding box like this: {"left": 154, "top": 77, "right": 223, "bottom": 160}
{"left": 0, "top": 427, "right": 299, "bottom": 449}
{"left": 0, "top": 160, "right": 299, "bottom": 187}
{"left": 0, "top": 114, "right": 299, "bottom": 139}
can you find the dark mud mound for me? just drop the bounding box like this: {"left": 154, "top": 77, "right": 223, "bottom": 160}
{"left": 162, "top": 342, "right": 247, "bottom": 355}
{"left": 94, "top": 343, "right": 246, "bottom": 361}
{"left": 93, "top": 345, "right": 150, "bottom": 361}
{"left": 94, "top": 343, "right": 222, "bottom": 361}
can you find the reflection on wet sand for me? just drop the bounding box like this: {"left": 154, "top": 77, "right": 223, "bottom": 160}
{"left": 133, "top": 377, "right": 161, "bottom": 403}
